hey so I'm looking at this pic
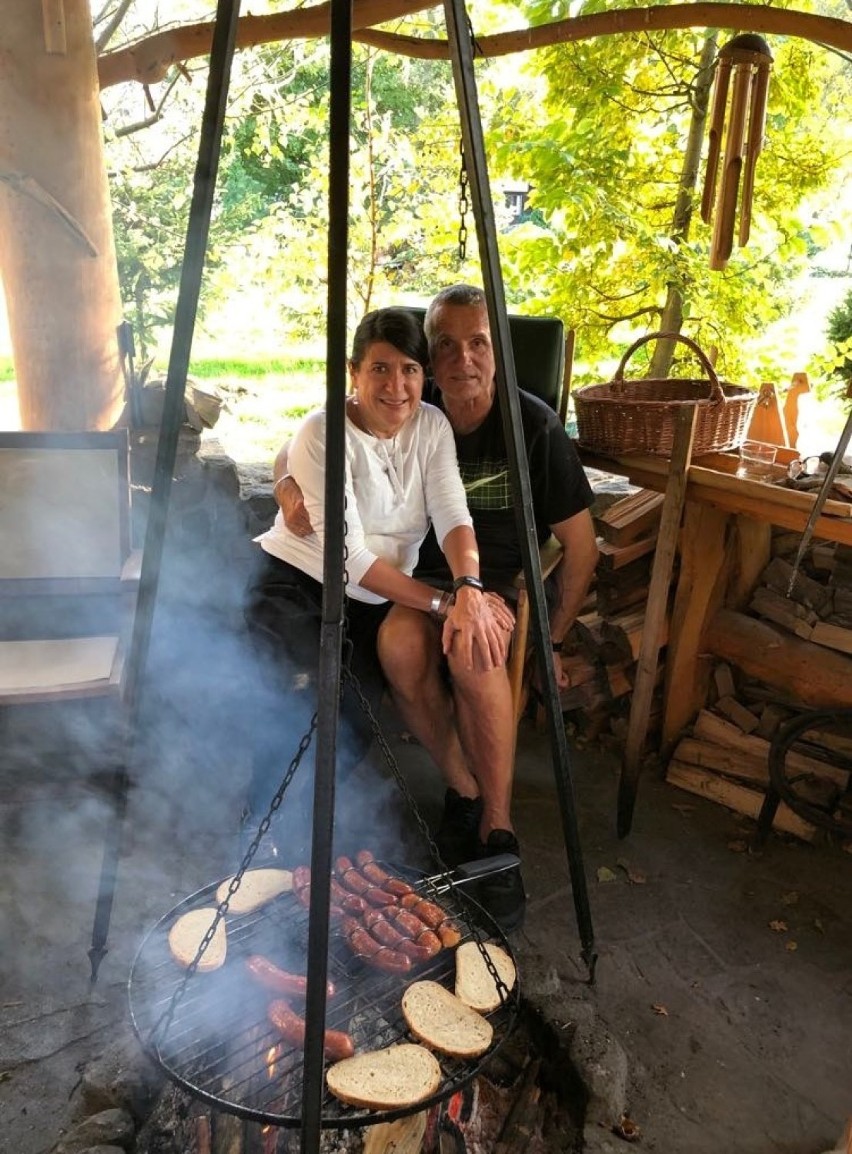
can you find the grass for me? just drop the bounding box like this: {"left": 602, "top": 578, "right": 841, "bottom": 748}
{"left": 188, "top": 355, "right": 325, "bottom": 379}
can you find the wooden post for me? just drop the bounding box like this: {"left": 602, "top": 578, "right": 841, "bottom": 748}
{"left": 783, "top": 372, "right": 810, "bottom": 449}
{"left": 662, "top": 501, "right": 731, "bottom": 753}
{"left": 618, "top": 404, "right": 697, "bottom": 837}
{"left": 725, "top": 513, "right": 772, "bottom": 610}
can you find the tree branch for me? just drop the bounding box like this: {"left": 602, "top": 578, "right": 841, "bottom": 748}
{"left": 97, "top": 2, "right": 852, "bottom": 92}
{"left": 356, "top": 4, "right": 852, "bottom": 59}
{"left": 97, "top": 0, "right": 435, "bottom": 89}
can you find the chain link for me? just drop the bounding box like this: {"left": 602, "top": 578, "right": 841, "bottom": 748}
{"left": 457, "top": 139, "right": 469, "bottom": 264}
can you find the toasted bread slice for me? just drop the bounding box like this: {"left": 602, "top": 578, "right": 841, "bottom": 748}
{"left": 215, "top": 868, "right": 293, "bottom": 914}
{"left": 454, "top": 941, "right": 516, "bottom": 1013}
{"left": 167, "top": 907, "right": 227, "bottom": 972}
{"left": 326, "top": 1044, "right": 442, "bottom": 1110}
{"left": 402, "top": 979, "right": 493, "bottom": 1058}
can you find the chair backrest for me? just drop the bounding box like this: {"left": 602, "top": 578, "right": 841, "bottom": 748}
{"left": 406, "top": 307, "right": 566, "bottom": 415}
{"left": 0, "top": 430, "right": 131, "bottom": 592}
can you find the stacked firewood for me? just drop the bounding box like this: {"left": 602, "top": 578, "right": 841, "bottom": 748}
{"left": 665, "top": 537, "right": 852, "bottom": 840}
{"left": 553, "top": 489, "right": 666, "bottom": 736}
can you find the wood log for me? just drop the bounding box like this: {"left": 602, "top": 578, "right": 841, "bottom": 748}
{"left": 672, "top": 736, "right": 769, "bottom": 785}
{"left": 601, "top": 608, "right": 668, "bottom": 663}
{"left": 761, "top": 556, "right": 832, "bottom": 614}
{"left": 596, "top": 535, "right": 657, "bottom": 571}
{"left": 364, "top": 1112, "right": 427, "bottom": 1154}
{"left": 713, "top": 662, "right": 736, "bottom": 700}
{"left": 749, "top": 585, "right": 816, "bottom": 639}
{"left": 693, "top": 709, "right": 850, "bottom": 788}
{"left": 594, "top": 489, "right": 664, "bottom": 545}
{"left": 595, "top": 580, "right": 650, "bottom": 615}
{"left": 665, "top": 762, "right": 815, "bottom": 841}
{"left": 809, "top": 621, "right": 852, "bottom": 656}
{"left": 715, "top": 694, "right": 760, "bottom": 733}
{"left": 704, "top": 608, "right": 852, "bottom": 709}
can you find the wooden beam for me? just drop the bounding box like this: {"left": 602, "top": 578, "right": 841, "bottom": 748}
{"left": 619, "top": 404, "right": 697, "bottom": 836}
{"left": 726, "top": 515, "right": 772, "bottom": 610}
{"left": 662, "top": 501, "right": 730, "bottom": 752}
{"left": 705, "top": 609, "right": 852, "bottom": 709}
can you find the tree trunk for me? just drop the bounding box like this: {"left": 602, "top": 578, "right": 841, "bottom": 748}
{"left": 648, "top": 32, "right": 717, "bottom": 379}
{"left": 0, "top": 0, "right": 124, "bottom": 430}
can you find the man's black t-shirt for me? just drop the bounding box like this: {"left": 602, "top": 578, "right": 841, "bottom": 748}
{"left": 416, "top": 385, "right": 594, "bottom": 587}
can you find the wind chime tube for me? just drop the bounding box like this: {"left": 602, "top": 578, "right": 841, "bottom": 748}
{"left": 738, "top": 60, "right": 771, "bottom": 246}
{"left": 700, "top": 55, "right": 732, "bottom": 225}
{"left": 710, "top": 57, "right": 752, "bottom": 269}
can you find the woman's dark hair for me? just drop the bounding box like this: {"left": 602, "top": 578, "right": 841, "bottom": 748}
{"left": 350, "top": 307, "right": 428, "bottom": 370}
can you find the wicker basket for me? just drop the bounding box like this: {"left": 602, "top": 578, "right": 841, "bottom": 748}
{"left": 574, "top": 332, "right": 756, "bottom": 457}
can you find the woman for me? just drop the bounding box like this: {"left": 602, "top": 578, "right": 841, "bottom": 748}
{"left": 243, "top": 307, "right": 512, "bottom": 856}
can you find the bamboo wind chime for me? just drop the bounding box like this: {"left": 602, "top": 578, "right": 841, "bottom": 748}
{"left": 701, "top": 34, "right": 773, "bottom": 270}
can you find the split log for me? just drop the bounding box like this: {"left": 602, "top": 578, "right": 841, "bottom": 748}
{"left": 761, "top": 556, "right": 832, "bottom": 614}
{"left": 597, "top": 535, "right": 657, "bottom": 571}
{"left": 809, "top": 621, "right": 852, "bottom": 656}
{"left": 714, "top": 695, "right": 760, "bottom": 733}
{"left": 364, "top": 1112, "right": 428, "bottom": 1154}
{"left": 672, "top": 736, "right": 769, "bottom": 785}
{"left": 713, "top": 662, "right": 736, "bottom": 700}
{"left": 748, "top": 585, "right": 816, "bottom": 639}
{"left": 665, "top": 762, "right": 816, "bottom": 841}
{"left": 693, "top": 710, "right": 850, "bottom": 788}
{"left": 704, "top": 609, "right": 852, "bottom": 709}
{"left": 594, "top": 488, "right": 664, "bottom": 545}
{"left": 601, "top": 608, "right": 668, "bottom": 663}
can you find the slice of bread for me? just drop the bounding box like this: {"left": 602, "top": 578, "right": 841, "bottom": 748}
{"left": 326, "top": 1043, "right": 442, "bottom": 1110}
{"left": 454, "top": 941, "right": 517, "bottom": 1013}
{"left": 215, "top": 868, "right": 293, "bottom": 914}
{"left": 401, "top": 980, "right": 493, "bottom": 1058}
{"left": 167, "top": 907, "right": 227, "bottom": 972}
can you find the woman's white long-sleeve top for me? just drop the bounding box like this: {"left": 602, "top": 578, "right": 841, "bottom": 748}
{"left": 257, "top": 403, "right": 473, "bottom": 604}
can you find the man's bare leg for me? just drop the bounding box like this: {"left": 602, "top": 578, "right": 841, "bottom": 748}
{"left": 447, "top": 652, "right": 515, "bottom": 841}
{"left": 377, "top": 605, "right": 478, "bottom": 799}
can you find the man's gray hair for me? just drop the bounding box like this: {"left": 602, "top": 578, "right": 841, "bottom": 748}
{"left": 424, "top": 284, "right": 486, "bottom": 343}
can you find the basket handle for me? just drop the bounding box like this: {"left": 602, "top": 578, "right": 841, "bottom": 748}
{"left": 613, "top": 331, "right": 725, "bottom": 404}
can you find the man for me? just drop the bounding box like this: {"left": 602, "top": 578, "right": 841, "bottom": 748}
{"left": 278, "top": 286, "right": 598, "bottom": 932}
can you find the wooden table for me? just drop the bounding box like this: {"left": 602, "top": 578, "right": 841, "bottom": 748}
{"left": 579, "top": 445, "right": 852, "bottom": 750}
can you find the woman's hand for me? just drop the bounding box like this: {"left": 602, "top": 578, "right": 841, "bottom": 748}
{"left": 277, "top": 476, "right": 313, "bottom": 537}
{"left": 440, "top": 587, "right": 514, "bottom": 671}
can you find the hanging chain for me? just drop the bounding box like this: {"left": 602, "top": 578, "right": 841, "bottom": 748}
{"left": 457, "top": 138, "right": 469, "bottom": 264}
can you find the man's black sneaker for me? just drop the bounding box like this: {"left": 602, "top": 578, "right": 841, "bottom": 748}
{"left": 475, "top": 829, "right": 526, "bottom": 934}
{"left": 434, "top": 788, "right": 483, "bottom": 867}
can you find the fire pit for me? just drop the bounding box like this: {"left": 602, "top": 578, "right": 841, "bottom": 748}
{"left": 128, "top": 862, "right": 520, "bottom": 1130}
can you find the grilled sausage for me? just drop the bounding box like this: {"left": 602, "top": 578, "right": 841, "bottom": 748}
{"left": 362, "top": 907, "right": 407, "bottom": 949}
{"left": 399, "top": 893, "right": 446, "bottom": 929}
{"left": 267, "top": 999, "right": 354, "bottom": 1061}
{"left": 340, "top": 893, "right": 369, "bottom": 916}
{"left": 246, "top": 955, "right": 335, "bottom": 1000}
{"left": 340, "top": 916, "right": 412, "bottom": 974}
{"left": 363, "top": 885, "right": 398, "bottom": 908}
{"left": 355, "top": 850, "right": 414, "bottom": 896}
{"left": 436, "top": 919, "right": 462, "bottom": 949}
{"left": 335, "top": 856, "right": 371, "bottom": 895}
{"left": 388, "top": 906, "right": 428, "bottom": 941}
{"left": 398, "top": 932, "right": 442, "bottom": 963}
